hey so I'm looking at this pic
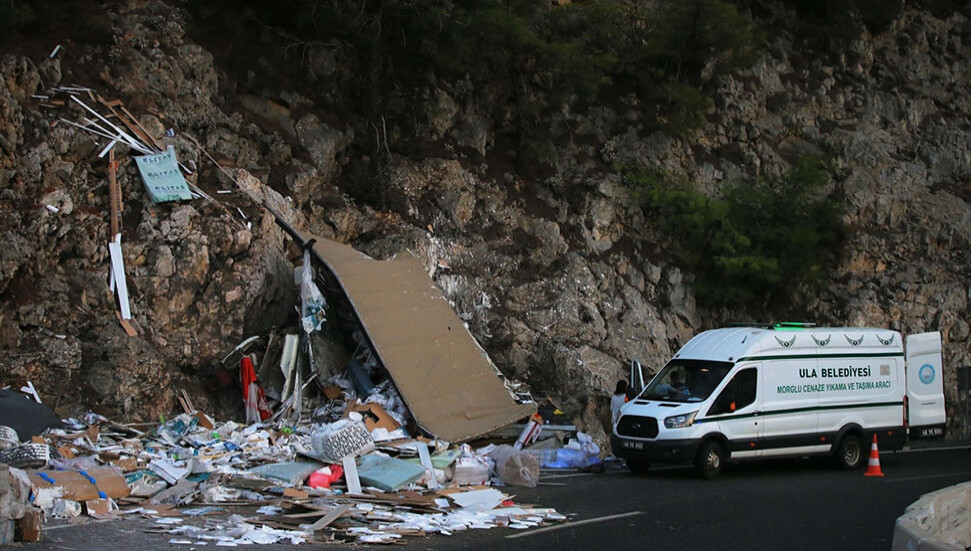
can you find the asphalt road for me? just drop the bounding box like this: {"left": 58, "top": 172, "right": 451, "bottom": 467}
{"left": 32, "top": 447, "right": 971, "bottom": 551}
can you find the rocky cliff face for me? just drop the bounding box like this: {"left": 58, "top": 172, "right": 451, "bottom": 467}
{"left": 0, "top": 2, "right": 968, "bottom": 441}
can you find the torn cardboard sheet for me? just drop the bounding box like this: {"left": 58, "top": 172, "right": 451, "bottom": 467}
{"left": 309, "top": 237, "right": 536, "bottom": 442}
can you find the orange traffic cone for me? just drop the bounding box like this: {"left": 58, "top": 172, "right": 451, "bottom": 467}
{"left": 864, "top": 434, "right": 884, "bottom": 477}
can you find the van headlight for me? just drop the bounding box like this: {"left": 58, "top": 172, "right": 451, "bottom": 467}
{"left": 664, "top": 411, "right": 698, "bottom": 429}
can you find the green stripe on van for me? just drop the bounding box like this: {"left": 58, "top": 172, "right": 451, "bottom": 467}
{"left": 694, "top": 401, "right": 903, "bottom": 423}
{"left": 736, "top": 352, "right": 904, "bottom": 363}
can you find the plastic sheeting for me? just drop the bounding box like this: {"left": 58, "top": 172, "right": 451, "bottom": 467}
{"left": 309, "top": 237, "right": 535, "bottom": 443}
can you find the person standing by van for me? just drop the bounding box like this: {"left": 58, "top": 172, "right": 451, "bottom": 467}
{"left": 611, "top": 380, "right": 629, "bottom": 424}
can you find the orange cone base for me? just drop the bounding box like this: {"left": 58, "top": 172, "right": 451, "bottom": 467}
{"left": 864, "top": 434, "right": 884, "bottom": 477}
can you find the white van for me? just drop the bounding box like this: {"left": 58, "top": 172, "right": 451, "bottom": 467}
{"left": 611, "top": 324, "right": 947, "bottom": 478}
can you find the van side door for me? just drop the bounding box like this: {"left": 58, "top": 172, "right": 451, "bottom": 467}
{"left": 760, "top": 357, "right": 824, "bottom": 457}
{"left": 705, "top": 366, "right": 760, "bottom": 460}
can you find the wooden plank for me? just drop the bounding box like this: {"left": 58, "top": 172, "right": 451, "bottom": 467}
{"left": 119, "top": 105, "right": 164, "bottom": 151}
{"left": 307, "top": 503, "right": 353, "bottom": 532}
{"left": 114, "top": 311, "right": 137, "bottom": 337}
{"left": 177, "top": 394, "right": 192, "bottom": 415}
{"left": 256, "top": 514, "right": 314, "bottom": 526}
{"left": 282, "top": 488, "right": 309, "bottom": 500}
{"left": 104, "top": 103, "right": 156, "bottom": 151}
{"left": 108, "top": 149, "right": 120, "bottom": 238}
{"left": 180, "top": 390, "right": 195, "bottom": 412}
{"left": 270, "top": 511, "right": 328, "bottom": 521}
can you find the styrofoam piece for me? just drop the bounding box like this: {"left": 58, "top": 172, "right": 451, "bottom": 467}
{"left": 108, "top": 240, "right": 131, "bottom": 319}
{"left": 342, "top": 456, "right": 361, "bottom": 495}
{"left": 356, "top": 454, "right": 424, "bottom": 492}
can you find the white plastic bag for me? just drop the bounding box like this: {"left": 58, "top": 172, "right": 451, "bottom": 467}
{"left": 300, "top": 250, "right": 327, "bottom": 334}
{"left": 488, "top": 445, "right": 539, "bottom": 488}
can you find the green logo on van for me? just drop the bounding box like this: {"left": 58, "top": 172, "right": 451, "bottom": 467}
{"left": 918, "top": 364, "right": 935, "bottom": 384}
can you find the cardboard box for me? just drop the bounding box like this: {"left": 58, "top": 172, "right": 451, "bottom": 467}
{"left": 27, "top": 467, "right": 130, "bottom": 501}
{"left": 343, "top": 401, "right": 399, "bottom": 432}
{"left": 16, "top": 509, "right": 42, "bottom": 542}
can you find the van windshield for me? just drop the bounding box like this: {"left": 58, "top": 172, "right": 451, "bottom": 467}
{"left": 639, "top": 359, "right": 734, "bottom": 403}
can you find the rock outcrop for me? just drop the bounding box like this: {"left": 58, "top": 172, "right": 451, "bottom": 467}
{"left": 0, "top": 2, "right": 967, "bottom": 443}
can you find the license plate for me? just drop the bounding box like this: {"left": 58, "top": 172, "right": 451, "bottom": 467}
{"left": 622, "top": 440, "right": 644, "bottom": 450}
{"left": 919, "top": 427, "right": 943, "bottom": 437}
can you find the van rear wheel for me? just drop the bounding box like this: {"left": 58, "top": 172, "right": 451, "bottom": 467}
{"left": 627, "top": 458, "right": 651, "bottom": 474}
{"left": 836, "top": 434, "right": 864, "bottom": 470}
{"left": 696, "top": 441, "right": 725, "bottom": 479}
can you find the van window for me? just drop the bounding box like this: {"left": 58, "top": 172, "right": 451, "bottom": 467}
{"left": 709, "top": 368, "right": 758, "bottom": 415}
{"left": 640, "top": 360, "right": 733, "bottom": 403}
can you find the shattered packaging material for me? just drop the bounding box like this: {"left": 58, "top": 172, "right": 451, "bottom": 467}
{"left": 451, "top": 456, "right": 491, "bottom": 486}
{"left": 1, "top": 465, "right": 33, "bottom": 522}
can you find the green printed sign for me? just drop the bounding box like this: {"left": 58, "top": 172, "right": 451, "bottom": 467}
{"left": 135, "top": 147, "right": 192, "bottom": 203}
{"left": 774, "top": 364, "right": 894, "bottom": 396}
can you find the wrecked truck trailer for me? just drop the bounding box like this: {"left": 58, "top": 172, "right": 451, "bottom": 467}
{"left": 271, "top": 218, "right": 536, "bottom": 444}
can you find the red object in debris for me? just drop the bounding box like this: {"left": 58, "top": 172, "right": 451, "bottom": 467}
{"left": 240, "top": 357, "right": 272, "bottom": 421}
{"left": 308, "top": 465, "right": 345, "bottom": 489}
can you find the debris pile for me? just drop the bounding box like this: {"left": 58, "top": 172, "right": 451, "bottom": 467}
{"left": 38, "top": 84, "right": 535, "bottom": 444}
{"left": 0, "top": 401, "right": 578, "bottom": 545}
{"left": 0, "top": 84, "right": 603, "bottom": 545}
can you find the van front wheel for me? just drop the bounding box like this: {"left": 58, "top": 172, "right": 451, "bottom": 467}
{"left": 836, "top": 434, "right": 864, "bottom": 470}
{"left": 696, "top": 441, "right": 725, "bottom": 479}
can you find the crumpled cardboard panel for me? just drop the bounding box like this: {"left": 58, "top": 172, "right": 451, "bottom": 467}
{"left": 310, "top": 237, "right": 535, "bottom": 443}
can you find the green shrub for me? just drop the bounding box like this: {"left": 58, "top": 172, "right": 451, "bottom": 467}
{"left": 628, "top": 158, "right": 843, "bottom": 308}
{"left": 637, "top": 0, "right": 761, "bottom": 83}
{"left": 188, "top": 0, "right": 761, "bottom": 166}
{"left": 652, "top": 83, "right": 713, "bottom": 136}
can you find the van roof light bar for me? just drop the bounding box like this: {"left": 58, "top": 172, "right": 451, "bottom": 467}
{"left": 726, "top": 321, "right": 816, "bottom": 330}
